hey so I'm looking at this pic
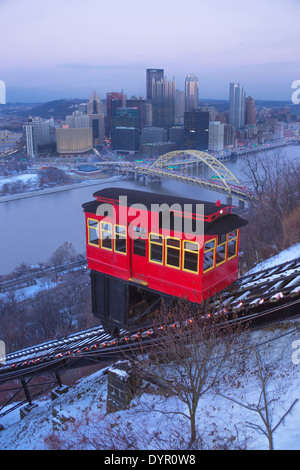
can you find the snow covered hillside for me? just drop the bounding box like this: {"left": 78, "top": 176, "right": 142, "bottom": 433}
{"left": 1, "top": 246, "right": 300, "bottom": 450}
{"left": 1, "top": 321, "right": 300, "bottom": 451}
{"left": 247, "top": 243, "right": 300, "bottom": 274}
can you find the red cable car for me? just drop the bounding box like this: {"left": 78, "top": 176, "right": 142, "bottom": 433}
{"left": 82, "top": 188, "right": 248, "bottom": 334}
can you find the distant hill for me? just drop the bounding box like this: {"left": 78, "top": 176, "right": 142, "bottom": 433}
{"left": 254, "top": 99, "right": 298, "bottom": 109}
{"left": 198, "top": 99, "right": 229, "bottom": 113}
{"left": 2, "top": 97, "right": 299, "bottom": 120}
{"left": 199, "top": 98, "right": 299, "bottom": 111}
{"left": 17, "top": 99, "right": 87, "bottom": 120}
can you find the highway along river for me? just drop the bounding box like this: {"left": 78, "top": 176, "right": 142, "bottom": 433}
{"left": 0, "top": 145, "right": 299, "bottom": 276}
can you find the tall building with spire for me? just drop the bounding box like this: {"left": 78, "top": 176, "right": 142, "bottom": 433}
{"left": 229, "top": 82, "right": 246, "bottom": 129}
{"left": 185, "top": 75, "right": 199, "bottom": 112}
{"left": 87, "top": 90, "right": 105, "bottom": 144}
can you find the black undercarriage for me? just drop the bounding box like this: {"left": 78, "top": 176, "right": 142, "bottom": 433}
{"left": 91, "top": 270, "right": 167, "bottom": 334}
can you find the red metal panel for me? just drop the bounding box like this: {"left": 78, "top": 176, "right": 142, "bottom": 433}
{"left": 83, "top": 197, "right": 241, "bottom": 306}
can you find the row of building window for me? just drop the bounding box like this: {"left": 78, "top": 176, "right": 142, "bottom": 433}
{"left": 87, "top": 219, "right": 238, "bottom": 274}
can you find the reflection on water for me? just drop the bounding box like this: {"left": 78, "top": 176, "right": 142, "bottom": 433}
{"left": 0, "top": 145, "right": 299, "bottom": 275}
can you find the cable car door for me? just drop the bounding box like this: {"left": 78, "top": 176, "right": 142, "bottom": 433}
{"left": 130, "top": 225, "right": 147, "bottom": 283}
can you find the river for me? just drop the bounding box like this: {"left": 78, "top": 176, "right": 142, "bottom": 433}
{"left": 1, "top": 145, "right": 300, "bottom": 276}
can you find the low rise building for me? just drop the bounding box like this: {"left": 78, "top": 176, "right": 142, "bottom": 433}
{"left": 56, "top": 127, "right": 93, "bottom": 154}
{"left": 208, "top": 121, "right": 224, "bottom": 152}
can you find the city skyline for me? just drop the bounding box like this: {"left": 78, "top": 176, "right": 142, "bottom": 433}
{"left": 1, "top": 0, "right": 300, "bottom": 103}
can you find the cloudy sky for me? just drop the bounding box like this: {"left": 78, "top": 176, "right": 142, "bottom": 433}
{"left": 1, "top": 0, "right": 299, "bottom": 102}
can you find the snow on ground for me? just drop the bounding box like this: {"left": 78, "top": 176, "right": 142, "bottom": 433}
{"left": 0, "top": 278, "right": 57, "bottom": 302}
{"left": 247, "top": 243, "right": 300, "bottom": 274}
{"left": 0, "top": 174, "right": 39, "bottom": 189}
{"left": 1, "top": 321, "right": 300, "bottom": 450}
{"left": 1, "top": 245, "right": 300, "bottom": 450}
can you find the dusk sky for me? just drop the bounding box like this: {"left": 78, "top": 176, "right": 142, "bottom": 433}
{"left": 1, "top": 0, "right": 299, "bottom": 103}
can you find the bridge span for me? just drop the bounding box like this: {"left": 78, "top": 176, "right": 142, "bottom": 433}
{"left": 33, "top": 149, "right": 256, "bottom": 203}
{"left": 94, "top": 149, "right": 256, "bottom": 203}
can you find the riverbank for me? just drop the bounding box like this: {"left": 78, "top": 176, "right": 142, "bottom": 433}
{"left": 230, "top": 139, "right": 299, "bottom": 157}
{"left": 0, "top": 175, "right": 125, "bottom": 203}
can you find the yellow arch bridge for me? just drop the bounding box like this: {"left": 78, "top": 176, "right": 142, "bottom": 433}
{"left": 88, "top": 149, "right": 256, "bottom": 202}
{"left": 130, "top": 150, "right": 256, "bottom": 203}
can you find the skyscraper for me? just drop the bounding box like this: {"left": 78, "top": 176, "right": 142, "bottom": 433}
{"left": 87, "top": 90, "right": 105, "bottom": 144}
{"left": 126, "top": 97, "right": 146, "bottom": 130}
{"left": 184, "top": 110, "right": 209, "bottom": 150}
{"left": 111, "top": 107, "right": 139, "bottom": 130}
{"left": 185, "top": 75, "right": 199, "bottom": 113}
{"left": 24, "top": 119, "right": 36, "bottom": 158}
{"left": 111, "top": 127, "right": 140, "bottom": 152}
{"left": 175, "top": 89, "right": 185, "bottom": 124}
{"left": 146, "top": 69, "right": 164, "bottom": 101}
{"left": 23, "top": 117, "right": 52, "bottom": 158}
{"left": 245, "top": 96, "right": 256, "bottom": 125}
{"left": 106, "top": 92, "right": 126, "bottom": 136}
{"left": 209, "top": 121, "right": 224, "bottom": 152}
{"left": 0, "top": 80, "right": 6, "bottom": 105}
{"left": 151, "top": 76, "right": 176, "bottom": 128}
{"left": 229, "top": 83, "right": 246, "bottom": 129}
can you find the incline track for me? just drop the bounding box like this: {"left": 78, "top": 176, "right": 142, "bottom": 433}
{"left": 1, "top": 256, "right": 300, "bottom": 390}
{"left": 219, "top": 256, "right": 300, "bottom": 313}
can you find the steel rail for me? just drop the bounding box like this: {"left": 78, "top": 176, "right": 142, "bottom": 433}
{"left": 0, "top": 254, "right": 299, "bottom": 400}
{"left": 1, "top": 258, "right": 300, "bottom": 380}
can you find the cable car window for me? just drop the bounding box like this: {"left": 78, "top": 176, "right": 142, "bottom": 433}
{"left": 228, "top": 230, "right": 237, "bottom": 240}
{"left": 216, "top": 234, "right": 227, "bottom": 266}
{"left": 88, "top": 219, "right": 99, "bottom": 246}
{"left": 100, "top": 221, "right": 112, "bottom": 250}
{"left": 218, "top": 234, "right": 227, "bottom": 245}
{"left": 166, "top": 237, "right": 181, "bottom": 269}
{"left": 203, "top": 239, "right": 215, "bottom": 272}
{"left": 204, "top": 240, "right": 215, "bottom": 250}
{"left": 115, "top": 225, "right": 127, "bottom": 254}
{"left": 133, "top": 226, "right": 146, "bottom": 256}
{"left": 149, "top": 233, "right": 163, "bottom": 264}
{"left": 183, "top": 241, "right": 199, "bottom": 273}
{"left": 227, "top": 230, "right": 238, "bottom": 259}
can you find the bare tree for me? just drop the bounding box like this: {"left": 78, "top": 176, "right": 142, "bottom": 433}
{"left": 282, "top": 205, "right": 300, "bottom": 248}
{"left": 215, "top": 346, "right": 298, "bottom": 450}
{"left": 240, "top": 151, "right": 300, "bottom": 270}
{"left": 38, "top": 167, "right": 72, "bottom": 187}
{"left": 131, "top": 300, "right": 249, "bottom": 446}
{"left": 30, "top": 290, "right": 63, "bottom": 340}
{"left": 55, "top": 275, "right": 91, "bottom": 332}
{"left": 49, "top": 242, "right": 77, "bottom": 268}
{"left": 0, "top": 293, "right": 29, "bottom": 352}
